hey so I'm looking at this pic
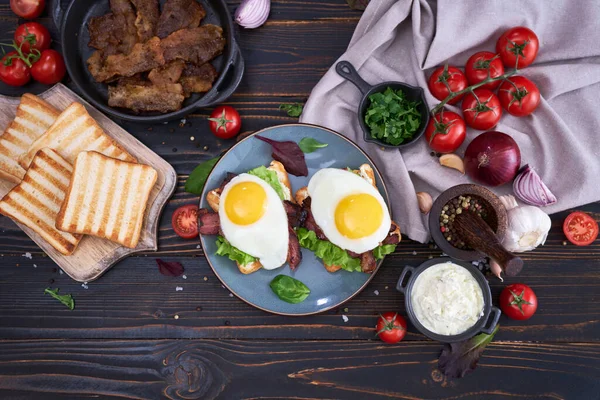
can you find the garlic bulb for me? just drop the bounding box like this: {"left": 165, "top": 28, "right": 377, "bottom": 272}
{"left": 499, "top": 195, "right": 551, "bottom": 253}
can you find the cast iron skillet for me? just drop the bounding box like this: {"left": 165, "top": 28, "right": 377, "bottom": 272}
{"left": 54, "top": 0, "right": 244, "bottom": 123}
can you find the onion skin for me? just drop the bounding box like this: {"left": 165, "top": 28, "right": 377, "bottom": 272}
{"left": 513, "top": 164, "right": 557, "bottom": 207}
{"left": 235, "top": 0, "right": 271, "bottom": 29}
{"left": 464, "top": 131, "right": 521, "bottom": 187}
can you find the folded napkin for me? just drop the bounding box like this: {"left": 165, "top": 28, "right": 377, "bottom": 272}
{"left": 300, "top": 0, "right": 600, "bottom": 243}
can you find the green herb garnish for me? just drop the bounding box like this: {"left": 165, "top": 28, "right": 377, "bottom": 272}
{"left": 279, "top": 103, "right": 304, "bottom": 117}
{"left": 44, "top": 288, "right": 75, "bottom": 310}
{"left": 270, "top": 275, "right": 311, "bottom": 304}
{"left": 216, "top": 236, "right": 257, "bottom": 266}
{"left": 364, "top": 87, "right": 422, "bottom": 145}
{"left": 185, "top": 156, "right": 221, "bottom": 195}
{"left": 299, "top": 137, "right": 328, "bottom": 153}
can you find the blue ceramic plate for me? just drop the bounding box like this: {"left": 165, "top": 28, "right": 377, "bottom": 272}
{"left": 199, "top": 124, "right": 391, "bottom": 315}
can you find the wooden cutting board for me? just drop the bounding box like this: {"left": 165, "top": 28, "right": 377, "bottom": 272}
{"left": 0, "top": 83, "right": 177, "bottom": 282}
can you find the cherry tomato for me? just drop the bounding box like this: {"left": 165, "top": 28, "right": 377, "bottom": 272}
{"left": 172, "top": 204, "right": 199, "bottom": 240}
{"left": 424, "top": 110, "right": 466, "bottom": 153}
{"left": 496, "top": 26, "right": 539, "bottom": 69}
{"left": 461, "top": 89, "right": 502, "bottom": 130}
{"left": 15, "top": 22, "right": 51, "bottom": 53}
{"left": 10, "top": 0, "right": 45, "bottom": 19}
{"left": 30, "top": 49, "right": 66, "bottom": 85}
{"left": 0, "top": 51, "right": 31, "bottom": 87}
{"left": 563, "top": 211, "right": 598, "bottom": 246}
{"left": 376, "top": 312, "right": 407, "bottom": 344}
{"left": 208, "top": 105, "right": 241, "bottom": 139}
{"left": 498, "top": 76, "right": 540, "bottom": 117}
{"left": 464, "top": 51, "right": 505, "bottom": 90}
{"left": 500, "top": 283, "right": 538, "bottom": 320}
{"left": 427, "top": 66, "right": 468, "bottom": 104}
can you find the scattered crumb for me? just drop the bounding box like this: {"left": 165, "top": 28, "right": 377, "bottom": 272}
{"left": 412, "top": 251, "right": 417, "bottom": 256}
{"left": 342, "top": 315, "right": 349, "bottom": 323}
{"left": 182, "top": 275, "right": 187, "bottom": 280}
{"left": 563, "top": 241, "right": 568, "bottom": 246}
{"left": 428, "top": 255, "right": 433, "bottom": 259}
{"left": 203, "top": 145, "right": 209, "bottom": 151}
{"left": 229, "top": 293, "right": 233, "bottom": 297}
{"left": 174, "top": 314, "right": 179, "bottom": 319}
{"left": 384, "top": 286, "right": 389, "bottom": 290}
{"left": 343, "top": 307, "right": 349, "bottom": 313}
{"left": 374, "top": 290, "right": 380, "bottom": 296}
{"left": 16, "top": 263, "right": 19, "bottom": 267}
{"left": 203, "top": 276, "right": 208, "bottom": 281}
{"left": 176, "top": 286, "right": 183, "bottom": 291}
{"left": 161, "top": 141, "right": 165, "bottom": 145}
{"left": 23, "top": 252, "right": 32, "bottom": 259}
{"left": 180, "top": 118, "right": 187, "bottom": 127}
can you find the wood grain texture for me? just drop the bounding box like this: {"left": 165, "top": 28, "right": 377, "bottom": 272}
{"left": 0, "top": 339, "right": 598, "bottom": 399}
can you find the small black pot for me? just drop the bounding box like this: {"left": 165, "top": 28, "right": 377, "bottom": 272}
{"left": 55, "top": 0, "right": 244, "bottom": 123}
{"left": 335, "top": 61, "right": 429, "bottom": 149}
{"left": 396, "top": 257, "right": 501, "bottom": 343}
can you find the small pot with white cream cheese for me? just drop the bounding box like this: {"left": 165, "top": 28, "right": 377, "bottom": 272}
{"left": 397, "top": 257, "right": 501, "bottom": 343}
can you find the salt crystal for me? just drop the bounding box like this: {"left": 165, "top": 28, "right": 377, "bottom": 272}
{"left": 441, "top": 253, "right": 448, "bottom": 257}
{"left": 176, "top": 286, "right": 183, "bottom": 291}
{"left": 190, "top": 136, "right": 195, "bottom": 141}
{"left": 221, "top": 285, "right": 225, "bottom": 289}
{"left": 33, "top": 264, "right": 37, "bottom": 268}
{"left": 374, "top": 290, "right": 380, "bottom": 296}
{"left": 342, "top": 315, "right": 349, "bottom": 323}
{"left": 23, "top": 253, "right": 32, "bottom": 259}
{"left": 412, "top": 251, "right": 417, "bottom": 256}
{"left": 229, "top": 293, "right": 233, "bottom": 297}
{"left": 182, "top": 275, "right": 187, "bottom": 280}
{"left": 59, "top": 269, "right": 64, "bottom": 275}
{"left": 472, "top": 261, "right": 479, "bottom": 266}
{"left": 196, "top": 245, "right": 201, "bottom": 249}
{"left": 81, "top": 283, "right": 89, "bottom": 289}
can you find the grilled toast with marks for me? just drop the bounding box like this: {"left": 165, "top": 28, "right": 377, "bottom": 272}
{"left": 295, "top": 164, "right": 401, "bottom": 273}
{"left": 207, "top": 161, "right": 294, "bottom": 274}
{"left": 0, "top": 148, "right": 83, "bottom": 255}
{"left": 19, "top": 102, "right": 136, "bottom": 170}
{"left": 0, "top": 94, "right": 60, "bottom": 183}
{"left": 56, "top": 151, "right": 158, "bottom": 249}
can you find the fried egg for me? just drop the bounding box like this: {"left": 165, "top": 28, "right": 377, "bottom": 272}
{"left": 219, "top": 173, "right": 289, "bottom": 270}
{"left": 308, "top": 168, "right": 391, "bottom": 254}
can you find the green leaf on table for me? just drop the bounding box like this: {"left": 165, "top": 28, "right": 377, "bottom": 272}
{"left": 438, "top": 325, "right": 499, "bottom": 378}
{"left": 299, "top": 137, "right": 328, "bottom": 153}
{"left": 270, "top": 275, "right": 311, "bottom": 304}
{"left": 44, "top": 288, "right": 75, "bottom": 310}
{"left": 185, "top": 156, "right": 221, "bottom": 195}
{"left": 346, "top": 0, "right": 371, "bottom": 10}
{"left": 279, "top": 103, "right": 304, "bottom": 117}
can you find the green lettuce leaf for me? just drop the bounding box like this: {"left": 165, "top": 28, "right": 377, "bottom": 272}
{"left": 216, "top": 236, "right": 257, "bottom": 266}
{"left": 248, "top": 166, "right": 285, "bottom": 200}
{"left": 373, "top": 244, "right": 396, "bottom": 260}
{"left": 296, "top": 228, "right": 362, "bottom": 272}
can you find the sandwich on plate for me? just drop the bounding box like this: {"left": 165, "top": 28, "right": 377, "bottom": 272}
{"left": 198, "top": 161, "right": 302, "bottom": 274}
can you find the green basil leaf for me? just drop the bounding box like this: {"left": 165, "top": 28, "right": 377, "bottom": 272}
{"left": 185, "top": 156, "right": 221, "bottom": 195}
{"left": 44, "top": 288, "right": 75, "bottom": 310}
{"left": 247, "top": 166, "right": 285, "bottom": 200}
{"left": 269, "top": 275, "right": 311, "bottom": 304}
{"left": 216, "top": 236, "right": 257, "bottom": 266}
{"left": 279, "top": 103, "right": 304, "bottom": 117}
{"left": 298, "top": 137, "right": 328, "bottom": 153}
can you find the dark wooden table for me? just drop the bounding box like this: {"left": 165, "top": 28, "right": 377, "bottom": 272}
{"left": 0, "top": 1, "right": 599, "bottom": 399}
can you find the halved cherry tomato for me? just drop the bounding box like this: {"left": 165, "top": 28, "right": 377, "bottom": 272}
{"left": 498, "top": 76, "right": 540, "bottom": 117}
{"left": 15, "top": 22, "right": 51, "bottom": 53}
{"left": 0, "top": 51, "right": 31, "bottom": 87}
{"left": 172, "top": 204, "right": 200, "bottom": 239}
{"left": 464, "top": 51, "right": 505, "bottom": 90}
{"left": 500, "top": 283, "right": 537, "bottom": 321}
{"left": 424, "top": 110, "right": 466, "bottom": 153}
{"left": 496, "top": 26, "right": 539, "bottom": 69}
{"left": 376, "top": 312, "right": 407, "bottom": 344}
{"left": 10, "top": 0, "right": 45, "bottom": 19}
{"left": 30, "top": 49, "right": 66, "bottom": 85}
{"left": 563, "top": 211, "right": 598, "bottom": 246}
{"left": 427, "top": 66, "right": 468, "bottom": 104}
{"left": 208, "top": 105, "right": 241, "bottom": 139}
{"left": 461, "top": 88, "right": 502, "bottom": 130}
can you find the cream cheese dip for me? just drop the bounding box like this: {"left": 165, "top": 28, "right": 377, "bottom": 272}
{"left": 410, "top": 261, "right": 484, "bottom": 336}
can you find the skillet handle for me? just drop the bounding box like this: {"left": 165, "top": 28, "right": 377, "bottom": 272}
{"left": 335, "top": 61, "right": 372, "bottom": 95}
{"left": 50, "top": 0, "right": 65, "bottom": 30}
{"left": 196, "top": 42, "right": 245, "bottom": 107}
{"left": 481, "top": 306, "right": 501, "bottom": 335}
{"left": 396, "top": 266, "right": 415, "bottom": 294}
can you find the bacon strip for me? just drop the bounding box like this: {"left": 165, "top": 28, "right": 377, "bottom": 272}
{"left": 287, "top": 227, "right": 302, "bottom": 270}
{"left": 198, "top": 209, "right": 220, "bottom": 235}
{"left": 360, "top": 251, "right": 377, "bottom": 274}
{"left": 284, "top": 200, "right": 307, "bottom": 228}
{"left": 301, "top": 197, "right": 327, "bottom": 240}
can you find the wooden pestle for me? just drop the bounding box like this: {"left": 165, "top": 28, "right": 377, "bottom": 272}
{"left": 454, "top": 211, "right": 523, "bottom": 277}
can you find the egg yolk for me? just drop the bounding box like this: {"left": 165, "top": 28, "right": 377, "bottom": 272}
{"left": 335, "top": 193, "right": 383, "bottom": 239}
{"left": 224, "top": 181, "right": 267, "bottom": 225}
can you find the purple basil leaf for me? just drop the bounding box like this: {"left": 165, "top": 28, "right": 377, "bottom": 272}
{"left": 156, "top": 259, "right": 185, "bottom": 277}
{"left": 256, "top": 135, "right": 308, "bottom": 177}
{"left": 438, "top": 325, "right": 499, "bottom": 378}
{"left": 346, "top": 0, "right": 371, "bottom": 11}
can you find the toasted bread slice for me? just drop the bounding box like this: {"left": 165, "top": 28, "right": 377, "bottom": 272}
{"left": 0, "top": 148, "right": 82, "bottom": 255}
{"left": 0, "top": 94, "right": 60, "bottom": 183}
{"left": 56, "top": 151, "right": 157, "bottom": 249}
{"left": 237, "top": 260, "right": 263, "bottom": 275}
{"left": 19, "top": 102, "right": 136, "bottom": 169}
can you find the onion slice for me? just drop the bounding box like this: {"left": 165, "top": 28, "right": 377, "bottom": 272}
{"left": 235, "top": 0, "right": 271, "bottom": 29}
{"left": 513, "top": 164, "right": 557, "bottom": 207}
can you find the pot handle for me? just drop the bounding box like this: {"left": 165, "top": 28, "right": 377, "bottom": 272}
{"left": 396, "top": 266, "right": 414, "bottom": 294}
{"left": 51, "top": 0, "right": 65, "bottom": 30}
{"left": 481, "top": 306, "right": 501, "bottom": 335}
{"left": 194, "top": 42, "right": 245, "bottom": 107}
{"left": 335, "top": 61, "right": 372, "bottom": 95}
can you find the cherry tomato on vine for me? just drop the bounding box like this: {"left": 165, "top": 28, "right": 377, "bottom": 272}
{"left": 464, "top": 51, "right": 505, "bottom": 90}
{"left": 424, "top": 110, "right": 466, "bottom": 153}
{"left": 498, "top": 76, "right": 540, "bottom": 117}
{"left": 31, "top": 49, "right": 66, "bottom": 85}
{"left": 496, "top": 26, "right": 539, "bottom": 69}
{"left": 427, "top": 65, "right": 468, "bottom": 104}
{"left": 0, "top": 51, "right": 31, "bottom": 87}
{"left": 10, "top": 0, "right": 45, "bottom": 19}
{"left": 563, "top": 211, "right": 598, "bottom": 246}
{"left": 461, "top": 89, "right": 502, "bottom": 130}
{"left": 500, "top": 283, "right": 538, "bottom": 320}
{"left": 15, "top": 22, "right": 51, "bottom": 53}
{"left": 208, "top": 105, "right": 241, "bottom": 139}
{"left": 172, "top": 204, "right": 199, "bottom": 239}
{"left": 376, "top": 312, "right": 407, "bottom": 344}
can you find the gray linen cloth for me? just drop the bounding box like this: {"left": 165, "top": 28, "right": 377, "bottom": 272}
{"left": 299, "top": 0, "right": 600, "bottom": 243}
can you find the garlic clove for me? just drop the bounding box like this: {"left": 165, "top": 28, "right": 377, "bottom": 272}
{"left": 416, "top": 192, "right": 433, "bottom": 214}
{"left": 490, "top": 260, "right": 503, "bottom": 282}
{"left": 439, "top": 154, "right": 465, "bottom": 174}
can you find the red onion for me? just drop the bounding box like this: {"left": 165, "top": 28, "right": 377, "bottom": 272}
{"left": 513, "top": 164, "right": 557, "bottom": 207}
{"left": 235, "top": 0, "right": 271, "bottom": 29}
{"left": 464, "top": 131, "right": 521, "bottom": 187}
